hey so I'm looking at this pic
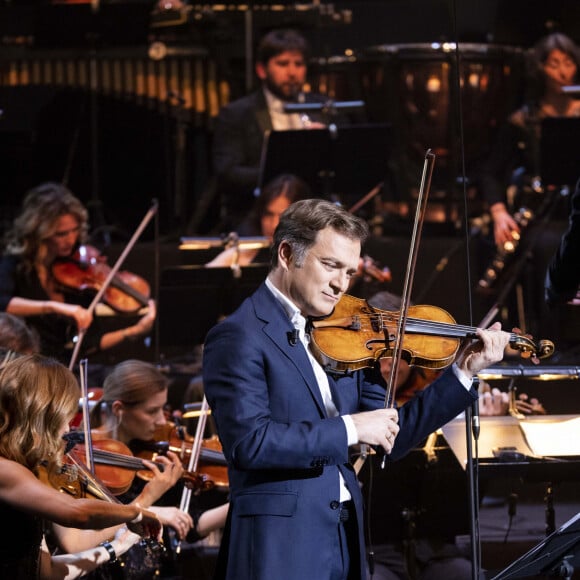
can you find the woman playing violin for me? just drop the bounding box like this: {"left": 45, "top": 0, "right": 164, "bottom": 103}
{"left": 88, "top": 359, "right": 229, "bottom": 577}
{"left": 0, "top": 182, "right": 155, "bottom": 363}
{"left": 0, "top": 317, "right": 185, "bottom": 578}
{"left": 0, "top": 353, "right": 160, "bottom": 579}
{"left": 207, "top": 173, "right": 311, "bottom": 268}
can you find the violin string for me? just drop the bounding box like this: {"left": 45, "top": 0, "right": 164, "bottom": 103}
{"left": 342, "top": 313, "right": 533, "bottom": 354}
{"left": 371, "top": 314, "right": 524, "bottom": 342}
{"left": 91, "top": 448, "right": 148, "bottom": 470}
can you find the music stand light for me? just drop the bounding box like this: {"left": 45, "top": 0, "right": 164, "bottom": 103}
{"left": 487, "top": 512, "right": 580, "bottom": 579}
{"left": 562, "top": 86, "right": 580, "bottom": 95}
{"left": 478, "top": 365, "right": 580, "bottom": 382}
{"left": 182, "top": 402, "right": 212, "bottom": 419}
{"left": 179, "top": 236, "right": 269, "bottom": 251}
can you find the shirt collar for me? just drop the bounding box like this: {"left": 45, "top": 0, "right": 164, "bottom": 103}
{"left": 263, "top": 87, "right": 286, "bottom": 113}
{"left": 265, "top": 277, "right": 306, "bottom": 330}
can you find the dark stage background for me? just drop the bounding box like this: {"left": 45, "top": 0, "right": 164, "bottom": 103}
{"left": 1, "top": 0, "right": 578, "bottom": 362}
{"left": 2, "top": 0, "right": 580, "bottom": 234}
{"left": 2, "top": 0, "right": 579, "bottom": 365}
{"left": 2, "top": 5, "right": 580, "bottom": 577}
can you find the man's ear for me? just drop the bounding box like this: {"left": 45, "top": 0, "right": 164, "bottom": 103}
{"left": 278, "top": 241, "right": 293, "bottom": 271}
{"left": 255, "top": 62, "right": 267, "bottom": 81}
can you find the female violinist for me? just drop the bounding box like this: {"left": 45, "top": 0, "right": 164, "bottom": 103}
{"left": 206, "top": 174, "right": 310, "bottom": 268}
{"left": 0, "top": 353, "right": 160, "bottom": 579}
{"left": 0, "top": 182, "right": 156, "bottom": 363}
{"left": 88, "top": 359, "right": 229, "bottom": 577}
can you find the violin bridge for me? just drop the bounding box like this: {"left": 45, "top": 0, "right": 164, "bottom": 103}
{"left": 348, "top": 316, "right": 361, "bottom": 331}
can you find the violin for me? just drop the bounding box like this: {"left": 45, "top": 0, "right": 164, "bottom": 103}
{"left": 38, "top": 455, "right": 119, "bottom": 502}
{"left": 66, "top": 431, "right": 211, "bottom": 495}
{"left": 51, "top": 244, "right": 150, "bottom": 314}
{"left": 130, "top": 423, "right": 229, "bottom": 489}
{"left": 309, "top": 294, "right": 555, "bottom": 374}
{"left": 39, "top": 452, "right": 165, "bottom": 554}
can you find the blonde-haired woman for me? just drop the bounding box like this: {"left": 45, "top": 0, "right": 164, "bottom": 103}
{"left": 0, "top": 354, "right": 160, "bottom": 578}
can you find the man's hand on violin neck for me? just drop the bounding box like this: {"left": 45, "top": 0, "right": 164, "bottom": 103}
{"left": 456, "top": 321, "right": 511, "bottom": 379}
{"left": 350, "top": 408, "right": 400, "bottom": 454}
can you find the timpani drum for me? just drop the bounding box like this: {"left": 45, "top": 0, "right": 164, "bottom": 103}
{"left": 308, "top": 43, "right": 526, "bottom": 194}
{"left": 359, "top": 43, "right": 527, "bottom": 183}
{"left": 306, "top": 54, "right": 363, "bottom": 103}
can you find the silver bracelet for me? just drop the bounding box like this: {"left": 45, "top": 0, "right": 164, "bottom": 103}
{"left": 99, "top": 541, "right": 117, "bottom": 563}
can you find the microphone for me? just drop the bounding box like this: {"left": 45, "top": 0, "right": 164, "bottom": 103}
{"left": 471, "top": 398, "right": 480, "bottom": 441}
{"left": 288, "top": 329, "right": 300, "bottom": 346}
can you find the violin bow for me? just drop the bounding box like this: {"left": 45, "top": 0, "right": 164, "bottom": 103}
{"left": 68, "top": 199, "right": 158, "bottom": 370}
{"left": 78, "top": 358, "right": 95, "bottom": 473}
{"left": 381, "top": 150, "right": 436, "bottom": 468}
{"left": 174, "top": 395, "right": 211, "bottom": 554}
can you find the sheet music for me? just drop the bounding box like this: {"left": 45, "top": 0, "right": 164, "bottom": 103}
{"left": 520, "top": 416, "right": 580, "bottom": 456}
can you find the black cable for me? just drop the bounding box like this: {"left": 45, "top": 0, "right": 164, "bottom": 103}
{"left": 448, "top": 0, "right": 482, "bottom": 577}
{"left": 364, "top": 455, "right": 375, "bottom": 578}
{"left": 503, "top": 492, "right": 518, "bottom": 543}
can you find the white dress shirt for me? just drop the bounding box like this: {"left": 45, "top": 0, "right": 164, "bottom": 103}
{"left": 263, "top": 88, "right": 305, "bottom": 131}
{"left": 266, "top": 278, "right": 355, "bottom": 501}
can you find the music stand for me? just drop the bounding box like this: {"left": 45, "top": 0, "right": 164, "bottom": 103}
{"left": 258, "top": 123, "right": 391, "bottom": 208}
{"left": 158, "top": 264, "right": 269, "bottom": 350}
{"left": 441, "top": 415, "right": 537, "bottom": 468}
{"left": 486, "top": 512, "right": 580, "bottom": 579}
{"left": 540, "top": 117, "right": 580, "bottom": 188}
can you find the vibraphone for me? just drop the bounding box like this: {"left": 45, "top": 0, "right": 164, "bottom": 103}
{"left": 0, "top": 45, "right": 229, "bottom": 126}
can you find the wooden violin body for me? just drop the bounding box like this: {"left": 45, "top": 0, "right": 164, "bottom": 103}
{"left": 310, "top": 294, "right": 555, "bottom": 375}
{"left": 38, "top": 451, "right": 122, "bottom": 502}
{"left": 67, "top": 430, "right": 211, "bottom": 494}
{"left": 52, "top": 244, "right": 150, "bottom": 314}
{"left": 132, "top": 423, "right": 229, "bottom": 489}
{"left": 311, "top": 295, "right": 460, "bottom": 373}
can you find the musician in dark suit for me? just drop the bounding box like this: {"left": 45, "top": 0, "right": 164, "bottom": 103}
{"left": 546, "top": 177, "right": 580, "bottom": 306}
{"left": 478, "top": 33, "right": 580, "bottom": 248}
{"left": 544, "top": 176, "right": 580, "bottom": 360}
{"left": 202, "top": 199, "right": 511, "bottom": 580}
{"left": 212, "top": 29, "right": 328, "bottom": 230}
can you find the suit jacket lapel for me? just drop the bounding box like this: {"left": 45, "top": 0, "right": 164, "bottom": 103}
{"left": 253, "top": 284, "right": 327, "bottom": 416}
{"left": 255, "top": 91, "right": 273, "bottom": 134}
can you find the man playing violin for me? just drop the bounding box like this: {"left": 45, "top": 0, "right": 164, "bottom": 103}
{"left": 0, "top": 182, "right": 155, "bottom": 363}
{"left": 203, "top": 198, "right": 511, "bottom": 580}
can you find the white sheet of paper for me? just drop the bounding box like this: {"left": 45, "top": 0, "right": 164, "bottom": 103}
{"left": 519, "top": 416, "right": 580, "bottom": 456}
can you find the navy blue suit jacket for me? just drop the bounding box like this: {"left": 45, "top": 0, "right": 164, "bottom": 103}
{"left": 203, "top": 283, "right": 477, "bottom": 579}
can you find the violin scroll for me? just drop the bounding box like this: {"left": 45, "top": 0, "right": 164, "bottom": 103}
{"left": 509, "top": 329, "right": 555, "bottom": 364}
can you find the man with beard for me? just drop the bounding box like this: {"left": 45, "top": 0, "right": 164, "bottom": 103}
{"left": 212, "top": 28, "right": 328, "bottom": 230}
